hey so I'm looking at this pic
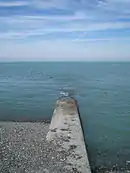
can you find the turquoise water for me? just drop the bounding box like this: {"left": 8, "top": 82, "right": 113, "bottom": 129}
{"left": 0, "top": 62, "right": 130, "bottom": 171}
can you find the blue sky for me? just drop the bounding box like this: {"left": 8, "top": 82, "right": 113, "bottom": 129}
{"left": 0, "top": 0, "right": 130, "bottom": 61}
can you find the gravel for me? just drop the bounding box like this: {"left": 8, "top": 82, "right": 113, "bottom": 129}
{"left": 0, "top": 122, "right": 76, "bottom": 173}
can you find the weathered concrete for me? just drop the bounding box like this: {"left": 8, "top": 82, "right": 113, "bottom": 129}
{"left": 47, "top": 97, "right": 91, "bottom": 173}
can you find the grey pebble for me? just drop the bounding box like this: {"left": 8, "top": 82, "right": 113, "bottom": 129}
{"left": 0, "top": 122, "right": 75, "bottom": 173}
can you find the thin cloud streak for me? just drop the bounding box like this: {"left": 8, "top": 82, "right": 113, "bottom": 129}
{"left": 0, "top": 1, "right": 28, "bottom": 7}
{"left": 0, "top": 21, "right": 130, "bottom": 40}
{"left": 0, "top": 12, "right": 92, "bottom": 23}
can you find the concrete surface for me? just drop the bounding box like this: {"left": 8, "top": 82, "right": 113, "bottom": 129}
{"left": 47, "top": 97, "right": 92, "bottom": 173}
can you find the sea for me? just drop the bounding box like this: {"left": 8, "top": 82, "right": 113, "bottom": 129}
{"left": 0, "top": 62, "right": 130, "bottom": 172}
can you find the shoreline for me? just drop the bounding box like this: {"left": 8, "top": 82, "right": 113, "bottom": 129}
{"left": 0, "top": 119, "right": 51, "bottom": 123}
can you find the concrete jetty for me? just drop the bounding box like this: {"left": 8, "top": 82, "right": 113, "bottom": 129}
{"left": 47, "top": 97, "right": 91, "bottom": 173}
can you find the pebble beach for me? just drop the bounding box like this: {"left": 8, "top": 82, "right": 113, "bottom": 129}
{"left": 0, "top": 122, "right": 75, "bottom": 173}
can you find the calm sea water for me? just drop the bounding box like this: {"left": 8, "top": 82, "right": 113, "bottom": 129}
{"left": 0, "top": 62, "right": 130, "bottom": 171}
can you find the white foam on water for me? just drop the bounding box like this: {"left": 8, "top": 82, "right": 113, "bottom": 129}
{"left": 60, "top": 91, "right": 69, "bottom": 97}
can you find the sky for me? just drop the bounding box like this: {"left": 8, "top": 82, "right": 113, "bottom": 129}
{"left": 0, "top": 0, "right": 130, "bottom": 61}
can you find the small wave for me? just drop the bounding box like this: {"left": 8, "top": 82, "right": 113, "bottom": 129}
{"left": 60, "top": 91, "right": 69, "bottom": 97}
{"left": 59, "top": 87, "right": 76, "bottom": 98}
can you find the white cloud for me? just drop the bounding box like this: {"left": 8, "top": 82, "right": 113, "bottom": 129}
{"left": 27, "top": 0, "right": 130, "bottom": 17}
{"left": 0, "top": 21, "right": 130, "bottom": 41}
{"left": 0, "top": 11, "right": 91, "bottom": 24}
{"left": 1, "top": 13, "right": 130, "bottom": 38}
{"left": 23, "top": 11, "right": 91, "bottom": 21}
{"left": 0, "top": 1, "right": 28, "bottom": 7}
{"left": 0, "top": 0, "right": 130, "bottom": 60}
{"left": 0, "top": 0, "right": 130, "bottom": 39}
